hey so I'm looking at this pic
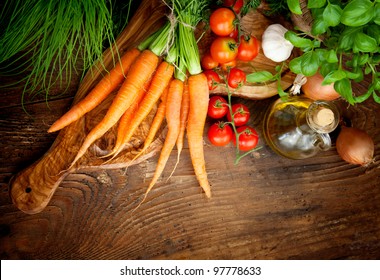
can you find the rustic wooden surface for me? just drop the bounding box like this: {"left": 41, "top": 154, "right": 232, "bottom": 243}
{"left": 1, "top": 2, "right": 380, "bottom": 260}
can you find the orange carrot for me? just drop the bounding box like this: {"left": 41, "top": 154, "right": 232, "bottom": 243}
{"left": 126, "top": 84, "right": 169, "bottom": 165}
{"left": 68, "top": 49, "right": 159, "bottom": 168}
{"left": 174, "top": 82, "right": 190, "bottom": 167}
{"left": 135, "top": 79, "right": 183, "bottom": 209}
{"left": 110, "top": 60, "right": 174, "bottom": 159}
{"left": 187, "top": 73, "right": 211, "bottom": 198}
{"left": 48, "top": 48, "right": 141, "bottom": 133}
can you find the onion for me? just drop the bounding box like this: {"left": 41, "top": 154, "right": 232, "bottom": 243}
{"left": 302, "top": 72, "right": 341, "bottom": 101}
{"left": 336, "top": 126, "right": 374, "bottom": 166}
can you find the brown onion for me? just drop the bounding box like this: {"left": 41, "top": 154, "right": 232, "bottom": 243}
{"left": 302, "top": 72, "right": 341, "bottom": 101}
{"left": 336, "top": 126, "right": 374, "bottom": 166}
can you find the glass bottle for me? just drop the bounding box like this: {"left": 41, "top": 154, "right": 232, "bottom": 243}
{"left": 263, "top": 96, "right": 340, "bottom": 160}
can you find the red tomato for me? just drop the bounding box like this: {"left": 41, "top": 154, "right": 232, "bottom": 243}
{"left": 201, "top": 53, "right": 219, "bottom": 70}
{"left": 232, "top": 125, "right": 259, "bottom": 151}
{"left": 208, "top": 122, "right": 233, "bottom": 147}
{"left": 227, "top": 68, "right": 246, "bottom": 88}
{"left": 227, "top": 103, "right": 250, "bottom": 126}
{"left": 210, "top": 37, "right": 238, "bottom": 64}
{"left": 237, "top": 35, "right": 260, "bottom": 61}
{"left": 207, "top": 95, "right": 228, "bottom": 119}
{"left": 220, "top": 59, "right": 237, "bottom": 71}
{"left": 228, "top": 27, "right": 239, "bottom": 40}
{"left": 209, "top": 8, "right": 236, "bottom": 36}
{"left": 204, "top": 70, "right": 221, "bottom": 90}
{"left": 223, "top": 0, "right": 244, "bottom": 14}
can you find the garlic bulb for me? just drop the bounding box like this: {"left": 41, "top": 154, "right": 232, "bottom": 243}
{"left": 262, "top": 24, "right": 294, "bottom": 63}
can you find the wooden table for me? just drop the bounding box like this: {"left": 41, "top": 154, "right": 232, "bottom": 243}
{"left": 1, "top": 71, "right": 379, "bottom": 259}
{"left": 1, "top": 2, "right": 380, "bottom": 260}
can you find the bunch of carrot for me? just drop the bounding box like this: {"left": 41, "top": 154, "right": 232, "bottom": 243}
{"left": 48, "top": 0, "right": 212, "bottom": 206}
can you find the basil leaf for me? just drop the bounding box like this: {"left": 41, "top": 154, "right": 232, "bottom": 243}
{"left": 322, "top": 69, "right": 347, "bottom": 85}
{"left": 284, "top": 31, "right": 314, "bottom": 49}
{"left": 334, "top": 78, "right": 354, "bottom": 105}
{"left": 374, "top": 3, "right": 380, "bottom": 25}
{"left": 323, "top": 3, "right": 342, "bottom": 27}
{"left": 325, "top": 49, "right": 338, "bottom": 63}
{"left": 301, "top": 51, "right": 320, "bottom": 77}
{"left": 354, "top": 88, "right": 373, "bottom": 103}
{"left": 341, "top": 0, "right": 374, "bottom": 27}
{"left": 308, "top": 0, "right": 326, "bottom": 9}
{"left": 288, "top": 56, "right": 302, "bottom": 74}
{"left": 287, "top": 0, "right": 302, "bottom": 15}
{"left": 338, "top": 27, "right": 360, "bottom": 51}
{"left": 353, "top": 32, "right": 378, "bottom": 53}
{"left": 311, "top": 18, "right": 328, "bottom": 36}
{"left": 367, "top": 24, "right": 380, "bottom": 44}
{"left": 319, "top": 62, "right": 338, "bottom": 77}
{"left": 246, "top": 71, "right": 274, "bottom": 83}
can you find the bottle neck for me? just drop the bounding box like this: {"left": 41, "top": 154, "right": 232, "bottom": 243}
{"left": 306, "top": 100, "right": 340, "bottom": 133}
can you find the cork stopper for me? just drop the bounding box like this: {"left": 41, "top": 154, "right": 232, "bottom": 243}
{"left": 314, "top": 108, "right": 334, "bottom": 127}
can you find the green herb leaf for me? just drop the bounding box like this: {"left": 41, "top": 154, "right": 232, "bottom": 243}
{"left": 374, "top": 3, "right": 380, "bottom": 25}
{"left": 341, "top": 0, "right": 374, "bottom": 27}
{"left": 289, "top": 56, "right": 303, "bottom": 74}
{"left": 325, "top": 49, "right": 338, "bottom": 63}
{"left": 307, "top": 0, "right": 326, "bottom": 9}
{"left": 334, "top": 78, "right": 355, "bottom": 105}
{"left": 322, "top": 69, "right": 347, "bottom": 85}
{"left": 311, "top": 18, "right": 328, "bottom": 36}
{"left": 284, "top": 31, "right": 314, "bottom": 49}
{"left": 323, "top": 3, "right": 342, "bottom": 27}
{"left": 246, "top": 71, "right": 274, "bottom": 83}
{"left": 320, "top": 62, "right": 338, "bottom": 77}
{"left": 287, "top": 0, "right": 302, "bottom": 15}
{"left": 367, "top": 25, "right": 380, "bottom": 44}
{"left": 373, "top": 91, "right": 380, "bottom": 104}
{"left": 354, "top": 87, "right": 373, "bottom": 103}
{"left": 353, "top": 32, "right": 378, "bottom": 53}
{"left": 301, "top": 51, "right": 320, "bottom": 77}
{"left": 338, "top": 27, "right": 360, "bottom": 51}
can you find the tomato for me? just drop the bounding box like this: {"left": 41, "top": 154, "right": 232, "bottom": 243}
{"left": 228, "top": 27, "right": 239, "bottom": 40}
{"left": 232, "top": 125, "right": 259, "bottom": 151}
{"left": 223, "top": 0, "right": 244, "bottom": 14}
{"left": 237, "top": 35, "right": 260, "bottom": 61}
{"left": 209, "top": 8, "right": 236, "bottom": 36}
{"left": 227, "top": 68, "right": 246, "bottom": 88}
{"left": 210, "top": 37, "right": 238, "bottom": 64}
{"left": 227, "top": 103, "right": 250, "bottom": 126}
{"left": 208, "top": 121, "right": 233, "bottom": 147}
{"left": 220, "top": 59, "right": 237, "bottom": 71}
{"left": 207, "top": 95, "right": 228, "bottom": 119}
{"left": 201, "top": 53, "right": 219, "bottom": 70}
{"left": 204, "top": 70, "right": 221, "bottom": 90}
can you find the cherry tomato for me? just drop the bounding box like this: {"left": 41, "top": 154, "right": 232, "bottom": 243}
{"left": 237, "top": 35, "right": 260, "bottom": 61}
{"left": 204, "top": 70, "right": 221, "bottom": 90}
{"left": 227, "top": 68, "right": 246, "bottom": 88}
{"left": 220, "top": 59, "right": 237, "bottom": 71}
{"left": 209, "top": 8, "right": 236, "bottom": 36}
{"left": 227, "top": 103, "right": 250, "bottom": 126}
{"left": 201, "top": 53, "right": 219, "bottom": 70}
{"left": 208, "top": 95, "right": 228, "bottom": 119}
{"left": 210, "top": 37, "right": 238, "bottom": 64}
{"left": 232, "top": 125, "right": 259, "bottom": 151}
{"left": 228, "top": 27, "right": 239, "bottom": 40}
{"left": 223, "top": 0, "right": 244, "bottom": 14}
{"left": 208, "top": 121, "right": 233, "bottom": 147}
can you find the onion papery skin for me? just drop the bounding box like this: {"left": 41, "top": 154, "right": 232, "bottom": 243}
{"left": 336, "top": 126, "right": 374, "bottom": 166}
{"left": 302, "top": 72, "right": 341, "bottom": 101}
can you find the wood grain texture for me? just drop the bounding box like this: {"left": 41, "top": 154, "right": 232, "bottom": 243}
{"left": 1, "top": 0, "right": 380, "bottom": 260}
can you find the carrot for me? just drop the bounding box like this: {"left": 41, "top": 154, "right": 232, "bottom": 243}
{"left": 110, "top": 60, "right": 174, "bottom": 159}
{"left": 134, "top": 78, "right": 183, "bottom": 210}
{"left": 48, "top": 48, "right": 141, "bottom": 133}
{"left": 187, "top": 73, "right": 211, "bottom": 198}
{"left": 174, "top": 82, "right": 190, "bottom": 168}
{"left": 126, "top": 84, "right": 169, "bottom": 166}
{"left": 68, "top": 49, "right": 159, "bottom": 168}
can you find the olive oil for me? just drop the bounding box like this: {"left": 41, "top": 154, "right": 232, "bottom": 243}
{"left": 263, "top": 96, "right": 340, "bottom": 159}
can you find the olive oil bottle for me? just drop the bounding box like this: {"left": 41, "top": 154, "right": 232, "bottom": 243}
{"left": 263, "top": 96, "right": 340, "bottom": 159}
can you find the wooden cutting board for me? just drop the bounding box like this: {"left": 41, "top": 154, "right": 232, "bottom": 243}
{"left": 9, "top": 0, "right": 296, "bottom": 214}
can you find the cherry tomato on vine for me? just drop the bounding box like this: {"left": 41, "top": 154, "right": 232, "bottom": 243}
{"left": 204, "top": 70, "right": 221, "bottom": 90}
{"left": 232, "top": 125, "right": 259, "bottom": 151}
{"left": 220, "top": 59, "right": 237, "bottom": 71}
{"left": 210, "top": 37, "right": 238, "bottom": 64}
{"left": 223, "top": 0, "right": 244, "bottom": 14}
{"left": 209, "top": 7, "right": 236, "bottom": 36}
{"left": 237, "top": 35, "right": 260, "bottom": 61}
{"left": 227, "top": 103, "right": 250, "bottom": 126}
{"left": 208, "top": 121, "right": 234, "bottom": 147}
{"left": 227, "top": 68, "right": 246, "bottom": 88}
{"left": 201, "top": 53, "right": 219, "bottom": 70}
{"left": 207, "top": 95, "right": 228, "bottom": 119}
{"left": 228, "top": 27, "right": 239, "bottom": 40}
